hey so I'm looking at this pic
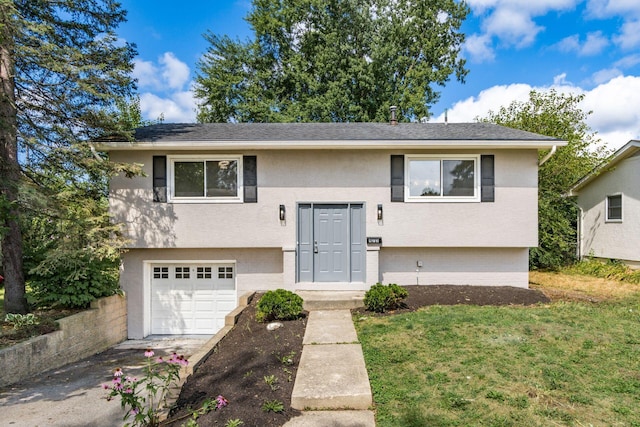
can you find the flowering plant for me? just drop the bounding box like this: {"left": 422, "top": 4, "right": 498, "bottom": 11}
{"left": 103, "top": 349, "right": 188, "bottom": 427}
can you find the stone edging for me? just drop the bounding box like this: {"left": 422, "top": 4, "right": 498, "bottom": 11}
{"left": 159, "top": 291, "right": 256, "bottom": 421}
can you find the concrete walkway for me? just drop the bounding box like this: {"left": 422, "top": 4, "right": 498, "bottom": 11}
{"left": 285, "top": 292, "right": 375, "bottom": 427}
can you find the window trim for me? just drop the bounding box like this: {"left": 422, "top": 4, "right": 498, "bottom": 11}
{"left": 405, "top": 154, "right": 481, "bottom": 202}
{"left": 605, "top": 193, "right": 623, "bottom": 222}
{"left": 167, "top": 154, "right": 243, "bottom": 203}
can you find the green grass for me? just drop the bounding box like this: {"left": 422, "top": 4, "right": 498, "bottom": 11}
{"left": 356, "top": 295, "right": 640, "bottom": 426}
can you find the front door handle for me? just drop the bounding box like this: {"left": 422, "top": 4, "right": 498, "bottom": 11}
{"left": 314, "top": 240, "right": 318, "bottom": 253}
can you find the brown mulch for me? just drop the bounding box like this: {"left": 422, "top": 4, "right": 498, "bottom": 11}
{"left": 163, "top": 295, "right": 307, "bottom": 427}
{"left": 0, "top": 308, "right": 80, "bottom": 349}
{"left": 164, "top": 285, "right": 550, "bottom": 426}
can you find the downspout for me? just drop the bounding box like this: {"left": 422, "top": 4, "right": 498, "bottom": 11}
{"left": 538, "top": 145, "right": 557, "bottom": 166}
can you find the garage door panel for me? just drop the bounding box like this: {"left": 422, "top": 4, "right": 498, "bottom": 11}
{"left": 151, "top": 264, "right": 236, "bottom": 335}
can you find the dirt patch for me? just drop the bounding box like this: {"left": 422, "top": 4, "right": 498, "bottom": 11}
{"left": 163, "top": 296, "right": 306, "bottom": 427}
{"left": 354, "top": 285, "right": 550, "bottom": 317}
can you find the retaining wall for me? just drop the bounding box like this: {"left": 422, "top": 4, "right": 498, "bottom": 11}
{"left": 0, "top": 294, "right": 127, "bottom": 387}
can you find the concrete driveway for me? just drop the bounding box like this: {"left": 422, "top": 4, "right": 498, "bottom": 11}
{"left": 0, "top": 337, "right": 209, "bottom": 427}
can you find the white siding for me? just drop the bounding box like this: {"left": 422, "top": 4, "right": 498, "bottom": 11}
{"left": 578, "top": 155, "right": 640, "bottom": 262}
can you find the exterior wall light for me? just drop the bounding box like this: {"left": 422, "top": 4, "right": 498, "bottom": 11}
{"left": 279, "top": 204, "right": 286, "bottom": 221}
{"left": 377, "top": 204, "right": 383, "bottom": 221}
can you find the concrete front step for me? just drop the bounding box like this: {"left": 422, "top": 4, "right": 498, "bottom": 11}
{"left": 291, "top": 344, "right": 372, "bottom": 410}
{"left": 282, "top": 410, "right": 376, "bottom": 426}
{"left": 297, "top": 291, "right": 365, "bottom": 311}
{"left": 303, "top": 310, "right": 358, "bottom": 345}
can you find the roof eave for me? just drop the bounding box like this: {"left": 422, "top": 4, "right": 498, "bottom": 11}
{"left": 95, "top": 139, "right": 566, "bottom": 151}
{"left": 567, "top": 139, "right": 640, "bottom": 196}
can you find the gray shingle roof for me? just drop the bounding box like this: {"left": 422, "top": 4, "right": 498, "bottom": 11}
{"left": 131, "top": 122, "right": 561, "bottom": 142}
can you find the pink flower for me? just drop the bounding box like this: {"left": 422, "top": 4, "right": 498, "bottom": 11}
{"left": 102, "top": 384, "right": 109, "bottom": 390}
{"left": 216, "top": 395, "right": 228, "bottom": 410}
{"left": 156, "top": 357, "right": 164, "bottom": 363}
{"left": 113, "top": 368, "right": 123, "bottom": 377}
{"left": 125, "top": 388, "right": 133, "bottom": 394}
{"left": 144, "top": 349, "right": 154, "bottom": 358}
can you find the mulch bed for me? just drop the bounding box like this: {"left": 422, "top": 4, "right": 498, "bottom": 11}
{"left": 163, "top": 285, "right": 550, "bottom": 426}
{"left": 162, "top": 295, "right": 307, "bottom": 427}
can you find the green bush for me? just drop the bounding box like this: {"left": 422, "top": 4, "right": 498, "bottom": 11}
{"left": 256, "top": 289, "right": 304, "bottom": 322}
{"left": 364, "top": 283, "right": 408, "bottom": 313}
{"left": 28, "top": 255, "right": 120, "bottom": 309}
{"left": 4, "top": 313, "right": 39, "bottom": 330}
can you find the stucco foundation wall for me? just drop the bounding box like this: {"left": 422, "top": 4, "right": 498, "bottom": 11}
{"left": 379, "top": 247, "right": 530, "bottom": 288}
{"left": 121, "top": 248, "right": 284, "bottom": 338}
{"left": 0, "top": 295, "right": 127, "bottom": 387}
{"left": 578, "top": 155, "right": 640, "bottom": 262}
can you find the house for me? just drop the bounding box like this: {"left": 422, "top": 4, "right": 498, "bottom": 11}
{"left": 567, "top": 140, "right": 640, "bottom": 268}
{"left": 100, "top": 121, "right": 564, "bottom": 338}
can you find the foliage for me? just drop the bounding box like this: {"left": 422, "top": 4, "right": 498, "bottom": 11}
{"left": 566, "top": 258, "right": 640, "bottom": 284}
{"left": 178, "top": 396, "right": 228, "bottom": 427}
{"left": 4, "top": 312, "right": 38, "bottom": 329}
{"left": 256, "top": 289, "right": 304, "bottom": 322}
{"left": 356, "top": 291, "right": 640, "bottom": 426}
{"left": 260, "top": 399, "right": 284, "bottom": 413}
{"left": 478, "top": 90, "right": 610, "bottom": 269}
{"left": 195, "top": 0, "right": 468, "bottom": 123}
{"left": 0, "top": 0, "right": 138, "bottom": 314}
{"left": 103, "top": 350, "right": 189, "bottom": 427}
{"left": 364, "top": 283, "right": 408, "bottom": 313}
{"left": 224, "top": 420, "right": 244, "bottom": 427}
{"left": 20, "top": 185, "right": 126, "bottom": 308}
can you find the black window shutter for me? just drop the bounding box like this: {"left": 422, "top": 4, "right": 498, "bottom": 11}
{"left": 390, "top": 155, "right": 404, "bottom": 202}
{"left": 481, "top": 155, "right": 495, "bottom": 202}
{"left": 152, "top": 156, "right": 167, "bottom": 202}
{"left": 243, "top": 155, "right": 257, "bottom": 203}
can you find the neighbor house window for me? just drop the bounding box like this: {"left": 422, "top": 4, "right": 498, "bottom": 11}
{"left": 169, "top": 155, "right": 241, "bottom": 202}
{"left": 406, "top": 155, "right": 479, "bottom": 202}
{"left": 606, "top": 194, "right": 622, "bottom": 221}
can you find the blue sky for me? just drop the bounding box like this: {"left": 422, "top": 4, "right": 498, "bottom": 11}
{"left": 117, "top": 0, "right": 640, "bottom": 150}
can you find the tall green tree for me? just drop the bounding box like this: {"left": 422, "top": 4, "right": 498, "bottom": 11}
{"left": 0, "top": 0, "right": 137, "bottom": 313}
{"left": 196, "top": 0, "right": 469, "bottom": 123}
{"left": 479, "top": 90, "right": 610, "bottom": 268}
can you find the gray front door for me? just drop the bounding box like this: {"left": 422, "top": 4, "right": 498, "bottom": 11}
{"left": 297, "top": 203, "right": 365, "bottom": 282}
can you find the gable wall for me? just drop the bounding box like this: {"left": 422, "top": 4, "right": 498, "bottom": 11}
{"left": 109, "top": 148, "right": 539, "bottom": 249}
{"left": 578, "top": 155, "right": 640, "bottom": 262}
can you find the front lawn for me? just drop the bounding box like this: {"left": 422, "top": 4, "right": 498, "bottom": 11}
{"left": 356, "top": 275, "right": 640, "bottom": 426}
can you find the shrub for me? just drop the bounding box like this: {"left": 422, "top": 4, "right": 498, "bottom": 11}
{"left": 256, "top": 289, "right": 304, "bottom": 322}
{"left": 4, "top": 313, "right": 39, "bottom": 330}
{"left": 364, "top": 283, "right": 408, "bottom": 313}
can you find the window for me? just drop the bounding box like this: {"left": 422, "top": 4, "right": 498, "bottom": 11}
{"left": 169, "top": 155, "right": 241, "bottom": 202}
{"left": 606, "top": 194, "right": 622, "bottom": 221}
{"left": 406, "top": 156, "right": 479, "bottom": 201}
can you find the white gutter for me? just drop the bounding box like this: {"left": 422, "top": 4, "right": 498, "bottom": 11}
{"left": 538, "top": 145, "right": 557, "bottom": 166}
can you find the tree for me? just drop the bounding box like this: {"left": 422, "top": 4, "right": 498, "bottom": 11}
{"left": 195, "top": 0, "right": 469, "bottom": 123}
{"left": 0, "top": 0, "right": 137, "bottom": 313}
{"left": 478, "top": 90, "right": 610, "bottom": 269}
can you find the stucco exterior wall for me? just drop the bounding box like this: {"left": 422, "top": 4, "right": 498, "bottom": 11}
{"left": 577, "top": 155, "right": 640, "bottom": 262}
{"left": 380, "top": 247, "right": 530, "bottom": 287}
{"left": 109, "top": 149, "right": 539, "bottom": 249}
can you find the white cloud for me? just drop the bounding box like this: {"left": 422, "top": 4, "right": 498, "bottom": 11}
{"left": 586, "top": 0, "right": 640, "bottom": 18}
{"left": 613, "top": 19, "right": 640, "bottom": 49}
{"left": 133, "top": 52, "right": 197, "bottom": 123}
{"left": 159, "top": 52, "right": 191, "bottom": 90}
{"left": 140, "top": 91, "right": 197, "bottom": 123}
{"left": 434, "top": 74, "right": 640, "bottom": 150}
{"left": 615, "top": 53, "right": 640, "bottom": 68}
{"left": 463, "top": 33, "right": 496, "bottom": 62}
{"left": 557, "top": 31, "right": 609, "bottom": 56}
{"left": 465, "top": 0, "right": 579, "bottom": 61}
{"left": 591, "top": 68, "right": 622, "bottom": 85}
{"left": 132, "top": 59, "right": 161, "bottom": 89}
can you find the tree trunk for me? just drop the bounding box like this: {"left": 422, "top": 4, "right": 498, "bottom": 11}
{"left": 0, "top": 3, "right": 27, "bottom": 314}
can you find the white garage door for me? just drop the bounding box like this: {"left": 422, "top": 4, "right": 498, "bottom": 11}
{"left": 151, "top": 263, "right": 236, "bottom": 335}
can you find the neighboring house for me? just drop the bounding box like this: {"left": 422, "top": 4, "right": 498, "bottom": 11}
{"left": 568, "top": 140, "right": 640, "bottom": 267}
{"left": 99, "top": 121, "right": 563, "bottom": 338}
